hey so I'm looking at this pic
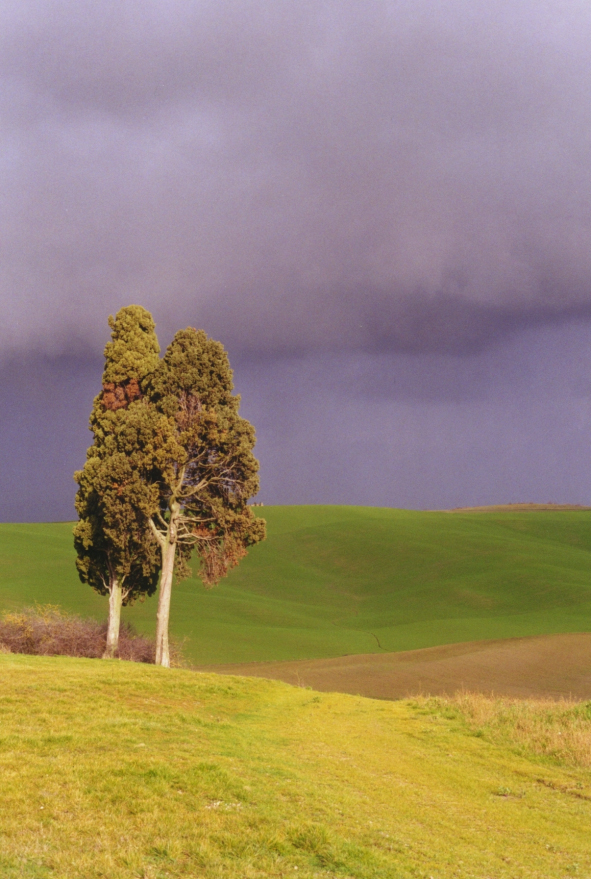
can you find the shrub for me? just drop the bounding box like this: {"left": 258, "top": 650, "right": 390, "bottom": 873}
{"left": 0, "top": 605, "right": 157, "bottom": 663}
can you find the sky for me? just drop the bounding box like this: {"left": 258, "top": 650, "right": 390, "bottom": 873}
{"left": 1, "top": 0, "right": 591, "bottom": 520}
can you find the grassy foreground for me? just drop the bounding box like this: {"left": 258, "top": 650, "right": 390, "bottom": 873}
{"left": 2, "top": 506, "right": 591, "bottom": 664}
{"left": 0, "top": 655, "right": 590, "bottom": 878}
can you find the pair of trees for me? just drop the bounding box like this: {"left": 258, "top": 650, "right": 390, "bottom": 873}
{"left": 74, "top": 306, "right": 265, "bottom": 667}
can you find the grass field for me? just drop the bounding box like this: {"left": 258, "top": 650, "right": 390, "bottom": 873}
{"left": 1, "top": 653, "right": 590, "bottom": 879}
{"left": 1, "top": 505, "right": 591, "bottom": 667}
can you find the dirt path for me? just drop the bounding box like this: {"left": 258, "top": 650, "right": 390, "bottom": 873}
{"left": 201, "top": 633, "right": 591, "bottom": 700}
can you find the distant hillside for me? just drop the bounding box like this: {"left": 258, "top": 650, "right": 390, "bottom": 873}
{"left": 1, "top": 505, "right": 590, "bottom": 665}
{"left": 447, "top": 503, "right": 591, "bottom": 512}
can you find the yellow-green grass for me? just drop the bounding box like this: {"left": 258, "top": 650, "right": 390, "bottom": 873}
{"left": 0, "top": 654, "right": 590, "bottom": 878}
{"left": 2, "top": 506, "right": 591, "bottom": 665}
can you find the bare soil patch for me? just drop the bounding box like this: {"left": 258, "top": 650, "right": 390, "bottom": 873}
{"left": 204, "top": 633, "right": 591, "bottom": 700}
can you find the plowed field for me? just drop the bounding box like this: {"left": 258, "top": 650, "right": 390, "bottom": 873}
{"left": 206, "top": 633, "right": 591, "bottom": 700}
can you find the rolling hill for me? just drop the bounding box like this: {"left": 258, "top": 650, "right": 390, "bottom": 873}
{"left": 1, "top": 505, "right": 590, "bottom": 667}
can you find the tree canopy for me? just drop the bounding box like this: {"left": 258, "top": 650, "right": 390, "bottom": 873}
{"left": 147, "top": 328, "right": 266, "bottom": 666}
{"left": 74, "top": 308, "right": 265, "bottom": 664}
{"left": 73, "top": 305, "right": 162, "bottom": 658}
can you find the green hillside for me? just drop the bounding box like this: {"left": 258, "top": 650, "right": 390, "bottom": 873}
{"left": 1, "top": 653, "right": 590, "bottom": 879}
{"left": 1, "top": 506, "right": 591, "bottom": 665}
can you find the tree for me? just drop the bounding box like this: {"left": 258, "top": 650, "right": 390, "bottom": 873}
{"left": 146, "top": 328, "right": 266, "bottom": 667}
{"left": 74, "top": 306, "right": 162, "bottom": 658}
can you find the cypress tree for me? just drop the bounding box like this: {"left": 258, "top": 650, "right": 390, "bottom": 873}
{"left": 74, "top": 305, "right": 162, "bottom": 658}
{"left": 146, "top": 328, "right": 266, "bottom": 667}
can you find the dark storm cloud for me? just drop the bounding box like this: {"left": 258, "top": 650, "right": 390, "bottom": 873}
{"left": 1, "top": 0, "right": 591, "bottom": 357}
{"left": 3, "top": 320, "right": 591, "bottom": 521}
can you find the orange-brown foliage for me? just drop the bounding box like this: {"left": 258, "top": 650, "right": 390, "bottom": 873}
{"left": 102, "top": 378, "right": 142, "bottom": 411}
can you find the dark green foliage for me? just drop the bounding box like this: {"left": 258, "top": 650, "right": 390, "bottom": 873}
{"left": 149, "top": 328, "right": 265, "bottom": 587}
{"left": 74, "top": 310, "right": 265, "bottom": 664}
{"left": 74, "top": 306, "right": 162, "bottom": 605}
{"left": 149, "top": 328, "right": 236, "bottom": 416}
{"left": 73, "top": 411, "right": 161, "bottom": 602}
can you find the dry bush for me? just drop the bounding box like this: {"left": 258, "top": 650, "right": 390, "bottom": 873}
{"left": 0, "top": 605, "right": 158, "bottom": 663}
{"left": 422, "top": 692, "right": 591, "bottom": 768}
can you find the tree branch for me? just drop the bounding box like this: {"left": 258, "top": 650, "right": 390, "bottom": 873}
{"left": 149, "top": 517, "right": 166, "bottom": 549}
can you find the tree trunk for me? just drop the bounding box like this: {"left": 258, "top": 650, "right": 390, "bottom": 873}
{"left": 154, "top": 503, "right": 179, "bottom": 668}
{"left": 103, "top": 577, "right": 122, "bottom": 659}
